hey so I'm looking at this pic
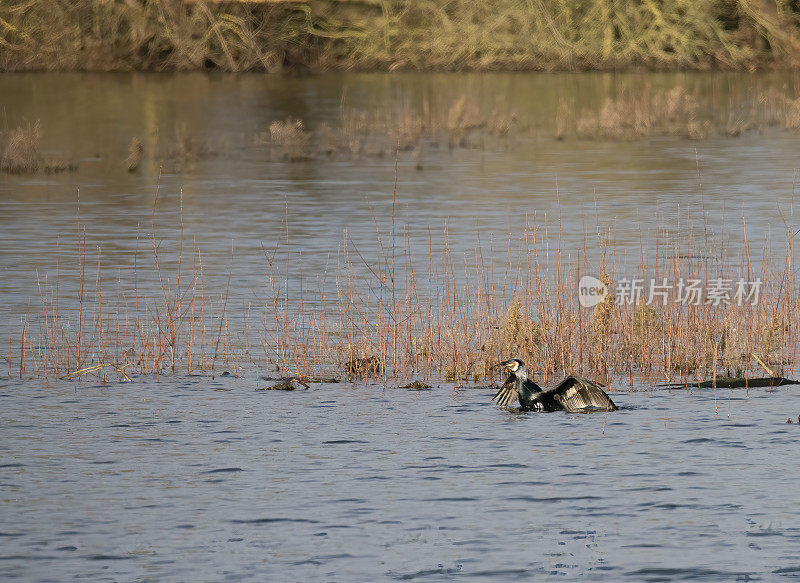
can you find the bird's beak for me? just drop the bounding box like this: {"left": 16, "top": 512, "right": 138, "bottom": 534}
{"left": 490, "top": 360, "right": 512, "bottom": 369}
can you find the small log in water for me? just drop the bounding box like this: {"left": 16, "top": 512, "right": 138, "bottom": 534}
{"left": 660, "top": 377, "right": 800, "bottom": 389}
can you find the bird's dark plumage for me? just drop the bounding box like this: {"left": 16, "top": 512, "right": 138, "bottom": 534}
{"left": 492, "top": 359, "right": 617, "bottom": 412}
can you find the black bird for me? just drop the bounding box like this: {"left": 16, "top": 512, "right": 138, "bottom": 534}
{"left": 492, "top": 358, "right": 617, "bottom": 412}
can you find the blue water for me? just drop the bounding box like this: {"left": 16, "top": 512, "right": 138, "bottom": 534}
{"left": 1, "top": 377, "right": 799, "bottom": 581}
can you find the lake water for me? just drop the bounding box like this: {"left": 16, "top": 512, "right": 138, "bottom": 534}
{"left": 2, "top": 72, "right": 800, "bottom": 339}
{"left": 2, "top": 72, "right": 800, "bottom": 580}
{"left": 2, "top": 378, "right": 800, "bottom": 581}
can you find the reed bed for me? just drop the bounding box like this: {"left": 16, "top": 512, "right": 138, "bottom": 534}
{"left": 17, "top": 200, "right": 240, "bottom": 381}
{"left": 254, "top": 84, "right": 800, "bottom": 167}
{"left": 15, "top": 197, "right": 799, "bottom": 388}
{"left": 259, "top": 96, "right": 522, "bottom": 164}
{"left": 0, "top": 121, "right": 74, "bottom": 174}
{"left": 5, "top": 84, "right": 800, "bottom": 176}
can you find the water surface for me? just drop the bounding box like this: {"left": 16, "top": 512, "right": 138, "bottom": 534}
{"left": 2, "top": 72, "right": 800, "bottom": 580}
{"left": 2, "top": 72, "right": 800, "bottom": 353}
{"left": 1, "top": 378, "right": 799, "bottom": 580}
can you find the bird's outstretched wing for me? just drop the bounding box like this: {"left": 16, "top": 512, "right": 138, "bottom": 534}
{"left": 492, "top": 374, "right": 518, "bottom": 407}
{"left": 550, "top": 375, "right": 617, "bottom": 412}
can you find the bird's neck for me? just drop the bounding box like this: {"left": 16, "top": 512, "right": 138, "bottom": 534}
{"left": 515, "top": 370, "right": 542, "bottom": 404}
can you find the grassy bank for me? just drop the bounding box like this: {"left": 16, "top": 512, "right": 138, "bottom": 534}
{"left": 2, "top": 0, "right": 800, "bottom": 73}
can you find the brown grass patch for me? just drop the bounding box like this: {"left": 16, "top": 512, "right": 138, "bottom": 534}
{"left": 1, "top": 121, "right": 75, "bottom": 174}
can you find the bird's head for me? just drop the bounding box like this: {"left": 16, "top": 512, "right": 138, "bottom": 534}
{"left": 495, "top": 358, "right": 527, "bottom": 379}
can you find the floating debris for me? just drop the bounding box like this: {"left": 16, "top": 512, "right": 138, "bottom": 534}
{"left": 256, "top": 377, "right": 310, "bottom": 391}
{"left": 661, "top": 377, "right": 799, "bottom": 389}
{"left": 60, "top": 362, "right": 132, "bottom": 382}
{"left": 401, "top": 380, "right": 432, "bottom": 390}
{"left": 260, "top": 375, "right": 338, "bottom": 384}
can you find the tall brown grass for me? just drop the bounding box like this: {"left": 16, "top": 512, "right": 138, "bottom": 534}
{"left": 15, "top": 195, "right": 799, "bottom": 387}
{"left": 249, "top": 87, "right": 800, "bottom": 168}
{"left": 17, "top": 194, "right": 238, "bottom": 380}
{"left": 0, "top": 121, "right": 75, "bottom": 174}
{"left": 0, "top": 121, "right": 42, "bottom": 174}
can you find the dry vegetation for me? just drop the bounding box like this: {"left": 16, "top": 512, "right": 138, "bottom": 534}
{"left": 257, "top": 96, "right": 522, "bottom": 165}
{"left": 248, "top": 85, "right": 800, "bottom": 166}
{"left": 260, "top": 118, "right": 311, "bottom": 161}
{"left": 126, "top": 137, "right": 144, "bottom": 172}
{"left": 0, "top": 121, "right": 75, "bottom": 174}
{"left": 557, "top": 84, "right": 800, "bottom": 141}
{"left": 18, "top": 204, "right": 240, "bottom": 380}
{"left": 6, "top": 85, "right": 800, "bottom": 176}
{"left": 15, "top": 199, "right": 799, "bottom": 388}
{"left": 2, "top": 0, "right": 800, "bottom": 72}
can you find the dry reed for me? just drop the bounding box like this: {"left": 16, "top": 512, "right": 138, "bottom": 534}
{"left": 264, "top": 118, "right": 310, "bottom": 161}
{"left": 126, "top": 137, "right": 144, "bottom": 172}
{"left": 0, "top": 121, "right": 74, "bottom": 174}
{"left": 245, "top": 85, "right": 800, "bottom": 170}
{"left": 0, "top": 121, "right": 42, "bottom": 174}
{"left": 16, "top": 194, "right": 800, "bottom": 388}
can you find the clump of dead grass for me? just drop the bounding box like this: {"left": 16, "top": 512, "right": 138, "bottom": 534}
{"left": 254, "top": 95, "right": 521, "bottom": 164}
{"left": 497, "top": 301, "right": 545, "bottom": 360}
{"left": 1, "top": 121, "right": 74, "bottom": 174}
{"left": 126, "top": 137, "right": 144, "bottom": 172}
{"left": 264, "top": 118, "right": 310, "bottom": 161}
{"left": 576, "top": 86, "right": 702, "bottom": 140}
{"left": 784, "top": 97, "right": 800, "bottom": 129}
{"left": 1, "top": 121, "right": 42, "bottom": 174}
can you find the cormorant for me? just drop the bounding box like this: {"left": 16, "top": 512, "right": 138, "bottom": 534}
{"left": 492, "top": 358, "right": 617, "bottom": 412}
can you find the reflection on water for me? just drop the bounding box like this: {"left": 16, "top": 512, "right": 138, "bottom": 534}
{"left": 1, "top": 378, "right": 800, "bottom": 580}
